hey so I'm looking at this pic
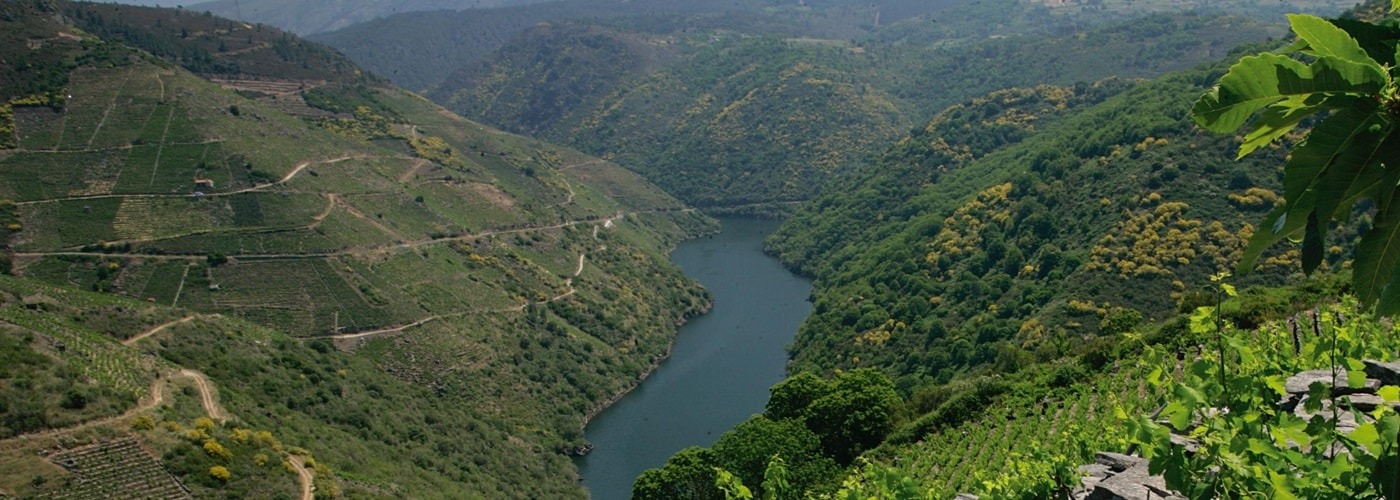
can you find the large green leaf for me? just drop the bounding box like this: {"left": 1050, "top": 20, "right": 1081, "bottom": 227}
{"left": 1288, "top": 14, "right": 1385, "bottom": 70}
{"left": 1237, "top": 97, "right": 1318, "bottom": 159}
{"left": 1242, "top": 109, "right": 1370, "bottom": 270}
{"left": 1236, "top": 204, "right": 1308, "bottom": 274}
{"left": 1193, "top": 55, "right": 1383, "bottom": 135}
{"left": 1193, "top": 54, "right": 1310, "bottom": 133}
{"left": 1281, "top": 108, "right": 1375, "bottom": 204}
{"left": 1318, "top": 127, "right": 1400, "bottom": 225}
{"left": 1308, "top": 115, "right": 1393, "bottom": 224}
{"left": 1355, "top": 190, "right": 1400, "bottom": 310}
{"left": 1236, "top": 94, "right": 1360, "bottom": 159}
{"left": 1329, "top": 17, "right": 1400, "bottom": 66}
{"left": 1302, "top": 212, "right": 1324, "bottom": 274}
{"left": 1307, "top": 55, "right": 1389, "bottom": 97}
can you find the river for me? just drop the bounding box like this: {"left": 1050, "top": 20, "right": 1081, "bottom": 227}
{"left": 576, "top": 217, "right": 813, "bottom": 500}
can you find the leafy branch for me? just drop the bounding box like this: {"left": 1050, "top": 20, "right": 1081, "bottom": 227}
{"left": 1193, "top": 12, "right": 1400, "bottom": 314}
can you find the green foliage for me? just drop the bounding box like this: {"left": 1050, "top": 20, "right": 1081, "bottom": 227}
{"left": 715, "top": 467, "right": 754, "bottom": 500}
{"left": 974, "top": 447, "right": 1083, "bottom": 499}
{"left": 409, "top": 5, "right": 1281, "bottom": 208}
{"left": 1193, "top": 12, "right": 1400, "bottom": 314}
{"left": 710, "top": 417, "right": 840, "bottom": 499}
{"left": 767, "top": 61, "right": 1320, "bottom": 391}
{"left": 634, "top": 447, "right": 722, "bottom": 500}
{"left": 764, "top": 372, "right": 832, "bottom": 421}
{"left": 1125, "top": 298, "right": 1400, "bottom": 498}
{"left": 64, "top": 3, "right": 372, "bottom": 83}
{"left": 643, "top": 370, "right": 898, "bottom": 499}
{"left": 828, "top": 460, "right": 935, "bottom": 500}
{"left": 802, "top": 370, "right": 903, "bottom": 464}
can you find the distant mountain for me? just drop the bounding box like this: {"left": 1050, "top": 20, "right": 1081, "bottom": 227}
{"left": 418, "top": 9, "right": 1284, "bottom": 208}
{"left": 318, "top": 0, "right": 1350, "bottom": 209}
{"left": 308, "top": 0, "right": 969, "bottom": 91}
{"left": 0, "top": 2, "right": 711, "bottom": 497}
{"left": 88, "top": 0, "right": 193, "bottom": 6}
{"left": 196, "top": 0, "right": 562, "bottom": 35}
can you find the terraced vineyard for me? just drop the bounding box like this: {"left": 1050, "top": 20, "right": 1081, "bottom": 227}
{"left": 893, "top": 362, "right": 1161, "bottom": 494}
{"left": 0, "top": 302, "right": 163, "bottom": 403}
{"left": 0, "top": 4, "right": 717, "bottom": 496}
{"left": 47, "top": 437, "right": 190, "bottom": 500}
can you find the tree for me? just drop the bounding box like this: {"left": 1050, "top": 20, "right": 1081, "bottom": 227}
{"left": 633, "top": 447, "right": 723, "bottom": 500}
{"left": 802, "top": 369, "right": 901, "bottom": 464}
{"left": 1192, "top": 9, "right": 1400, "bottom": 314}
{"left": 710, "top": 416, "right": 838, "bottom": 499}
{"left": 763, "top": 372, "right": 831, "bottom": 421}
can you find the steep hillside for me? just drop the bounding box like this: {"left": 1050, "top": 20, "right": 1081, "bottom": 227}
{"left": 766, "top": 60, "right": 1344, "bottom": 389}
{"left": 638, "top": 9, "right": 1387, "bottom": 495}
{"left": 64, "top": 3, "right": 368, "bottom": 83}
{"left": 425, "top": 9, "right": 1284, "bottom": 209}
{"left": 309, "top": 0, "right": 975, "bottom": 93}
{"left": 0, "top": 2, "right": 713, "bottom": 498}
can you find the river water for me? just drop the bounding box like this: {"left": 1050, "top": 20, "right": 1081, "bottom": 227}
{"left": 576, "top": 217, "right": 813, "bottom": 500}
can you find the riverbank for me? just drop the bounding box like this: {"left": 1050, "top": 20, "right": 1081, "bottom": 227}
{"left": 575, "top": 217, "right": 814, "bottom": 500}
{"left": 578, "top": 297, "right": 714, "bottom": 434}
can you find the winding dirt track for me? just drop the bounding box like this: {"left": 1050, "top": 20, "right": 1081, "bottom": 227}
{"left": 123, "top": 315, "right": 200, "bottom": 346}
{"left": 288, "top": 456, "right": 315, "bottom": 500}
{"left": 14, "top": 154, "right": 362, "bottom": 206}
{"left": 178, "top": 369, "right": 228, "bottom": 423}
{"left": 325, "top": 236, "right": 595, "bottom": 342}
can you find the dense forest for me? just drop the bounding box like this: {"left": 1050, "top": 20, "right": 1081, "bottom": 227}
{"left": 413, "top": 9, "right": 1284, "bottom": 208}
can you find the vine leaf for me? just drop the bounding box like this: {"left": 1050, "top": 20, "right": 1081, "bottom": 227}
{"left": 1350, "top": 422, "right": 1382, "bottom": 456}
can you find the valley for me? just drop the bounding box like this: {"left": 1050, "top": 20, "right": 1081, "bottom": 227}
{"left": 4, "top": 0, "right": 1400, "bottom": 498}
{"left": 578, "top": 217, "right": 812, "bottom": 500}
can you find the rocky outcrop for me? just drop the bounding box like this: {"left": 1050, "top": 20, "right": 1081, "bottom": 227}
{"left": 1077, "top": 453, "right": 1183, "bottom": 500}
{"left": 1281, "top": 366, "right": 1392, "bottom": 436}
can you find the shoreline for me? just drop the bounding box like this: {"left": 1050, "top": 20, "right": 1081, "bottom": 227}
{"left": 578, "top": 296, "right": 715, "bottom": 431}
{"left": 573, "top": 223, "right": 721, "bottom": 450}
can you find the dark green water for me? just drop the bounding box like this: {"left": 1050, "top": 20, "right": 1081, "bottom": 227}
{"left": 575, "top": 217, "right": 813, "bottom": 500}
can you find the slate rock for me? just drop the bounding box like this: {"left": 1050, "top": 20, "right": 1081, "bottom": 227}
{"left": 1086, "top": 462, "right": 1184, "bottom": 500}
{"left": 1339, "top": 393, "right": 1385, "bottom": 413}
{"left": 1285, "top": 370, "right": 1381, "bottom": 396}
{"left": 1080, "top": 463, "right": 1113, "bottom": 480}
{"left": 1094, "top": 452, "right": 1143, "bottom": 473}
{"left": 1169, "top": 433, "right": 1200, "bottom": 454}
{"left": 1078, "top": 463, "right": 1113, "bottom": 494}
{"left": 1294, "top": 399, "right": 1365, "bottom": 434}
{"left": 1363, "top": 359, "right": 1400, "bottom": 386}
